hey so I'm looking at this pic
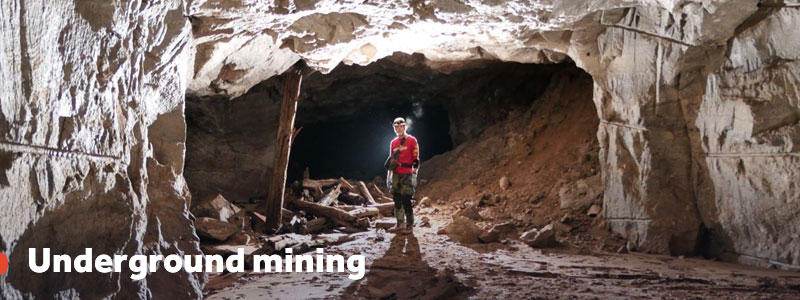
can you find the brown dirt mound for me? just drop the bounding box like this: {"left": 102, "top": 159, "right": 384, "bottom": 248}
{"left": 417, "top": 67, "right": 625, "bottom": 252}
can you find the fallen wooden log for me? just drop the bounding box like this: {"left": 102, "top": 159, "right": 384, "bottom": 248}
{"left": 338, "top": 192, "right": 365, "bottom": 205}
{"left": 318, "top": 183, "right": 341, "bottom": 206}
{"left": 335, "top": 226, "right": 366, "bottom": 234}
{"left": 376, "top": 196, "right": 393, "bottom": 204}
{"left": 333, "top": 205, "right": 359, "bottom": 212}
{"left": 302, "top": 178, "right": 339, "bottom": 190}
{"left": 313, "top": 185, "right": 324, "bottom": 201}
{"left": 290, "top": 198, "right": 369, "bottom": 229}
{"left": 357, "top": 181, "right": 377, "bottom": 205}
{"left": 302, "top": 217, "right": 329, "bottom": 234}
{"left": 373, "top": 202, "right": 395, "bottom": 215}
{"left": 368, "top": 182, "right": 385, "bottom": 198}
{"left": 339, "top": 177, "right": 355, "bottom": 191}
{"left": 347, "top": 206, "right": 380, "bottom": 218}
{"left": 265, "top": 233, "right": 312, "bottom": 252}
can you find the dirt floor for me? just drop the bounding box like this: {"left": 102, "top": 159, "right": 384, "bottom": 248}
{"left": 205, "top": 218, "right": 800, "bottom": 299}
{"left": 202, "top": 69, "right": 800, "bottom": 299}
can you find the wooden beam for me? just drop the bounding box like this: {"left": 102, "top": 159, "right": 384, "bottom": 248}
{"left": 301, "top": 178, "right": 339, "bottom": 190}
{"left": 372, "top": 202, "right": 395, "bottom": 215}
{"left": 290, "top": 198, "right": 369, "bottom": 229}
{"left": 339, "top": 177, "right": 355, "bottom": 191}
{"left": 347, "top": 206, "right": 380, "bottom": 218}
{"left": 261, "top": 67, "right": 303, "bottom": 232}
{"left": 302, "top": 217, "right": 329, "bottom": 234}
{"left": 357, "top": 181, "right": 377, "bottom": 205}
{"left": 368, "top": 182, "right": 385, "bottom": 198}
{"left": 318, "top": 183, "right": 341, "bottom": 206}
{"left": 376, "top": 196, "right": 394, "bottom": 204}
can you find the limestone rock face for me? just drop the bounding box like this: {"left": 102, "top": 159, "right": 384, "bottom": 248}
{"left": 184, "top": 91, "right": 280, "bottom": 203}
{"left": 0, "top": 0, "right": 204, "bottom": 298}
{"left": 686, "top": 7, "right": 800, "bottom": 269}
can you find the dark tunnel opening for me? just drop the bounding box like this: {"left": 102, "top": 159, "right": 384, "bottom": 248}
{"left": 287, "top": 102, "right": 454, "bottom": 182}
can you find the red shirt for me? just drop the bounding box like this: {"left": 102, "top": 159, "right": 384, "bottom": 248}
{"left": 390, "top": 135, "right": 419, "bottom": 174}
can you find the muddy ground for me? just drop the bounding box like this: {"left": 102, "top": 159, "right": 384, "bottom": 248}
{"left": 205, "top": 213, "right": 800, "bottom": 300}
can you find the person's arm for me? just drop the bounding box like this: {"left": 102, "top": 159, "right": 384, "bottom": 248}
{"left": 412, "top": 138, "right": 420, "bottom": 169}
{"left": 387, "top": 140, "right": 394, "bottom": 187}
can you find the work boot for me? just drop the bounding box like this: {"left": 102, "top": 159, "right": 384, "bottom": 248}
{"left": 388, "top": 220, "right": 405, "bottom": 233}
{"left": 403, "top": 224, "right": 414, "bottom": 234}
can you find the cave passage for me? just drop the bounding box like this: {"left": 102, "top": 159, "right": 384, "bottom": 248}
{"left": 184, "top": 53, "right": 564, "bottom": 203}
{"left": 283, "top": 54, "right": 564, "bottom": 184}
{"left": 288, "top": 102, "right": 453, "bottom": 182}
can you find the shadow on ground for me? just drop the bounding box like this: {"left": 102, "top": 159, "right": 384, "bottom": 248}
{"left": 341, "top": 233, "right": 474, "bottom": 299}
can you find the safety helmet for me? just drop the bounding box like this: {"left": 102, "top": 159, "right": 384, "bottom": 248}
{"left": 392, "top": 117, "right": 406, "bottom": 125}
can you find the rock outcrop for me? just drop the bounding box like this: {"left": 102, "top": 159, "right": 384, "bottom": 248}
{"left": 0, "top": 0, "right": 204, "bottom": 298}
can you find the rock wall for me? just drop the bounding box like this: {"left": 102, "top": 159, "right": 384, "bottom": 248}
{"left": 685, "top": 6, "right": 800, "bottom": 269}
{"left": 0, "top": 0, "right": 204, "bottom": 298}
{"left": 184, "top": 91, "right": 281, "bottom": 204}
{"left": 587, "top": 3, "right": 757, "bottom": 256}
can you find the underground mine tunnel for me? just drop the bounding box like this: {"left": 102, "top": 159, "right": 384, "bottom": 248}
{"left": 2, "top": 1, "right": 800, "bottom": 299}
{"left": 184, "top": 54, "right": 562, "bottom": 202}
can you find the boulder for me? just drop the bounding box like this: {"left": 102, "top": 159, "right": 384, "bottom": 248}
{"left": 455, "top": 205, "right": 481, "bottom": 220}
{"left": 491, "top": 222, "right": 516, "bottom": 233}
{"left": 420, "top": 216, "right": 431, "bottom": 228}
{"left": 479, "top": 230, "right": 501, "bottom": 243}
{"left": 195, "top": 217, "right": 240, "bottom": 242}
{"left": 192, "top": 194, "right": 241, "bottom": 222}
{"left": 558, "top": 174, "right": 602, "bottom": 209}
{"left": 419, "top": 197, "right": 432, "bottom": 207}
{"left": 499, "top": 176, "right": 510, "bottom": 190}
{"left": 480, "top": 222, "right": 516, "bottom": 243}
{"left": 520, "top": 224, "right": 556, "bottom": 248}
{"left": 437, "top": 216, "right": 482, "bottom": 244}
{"left": 587, "top": 204, "right": 602, "bottom": 218}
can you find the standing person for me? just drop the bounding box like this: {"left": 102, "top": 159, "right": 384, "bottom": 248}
{"left": 387, "top": 117, "right": 419, "bottom": 233}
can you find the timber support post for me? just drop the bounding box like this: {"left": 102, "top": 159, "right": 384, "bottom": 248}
{"left": 261, "top": 66, "right": 303, "bottom": 232}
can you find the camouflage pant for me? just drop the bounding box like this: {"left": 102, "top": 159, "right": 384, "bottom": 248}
{"left": 391, "top": 171, "right": 415, "bottom": 226}
{"left": 390, "top": 171, "right": 415, "bottom": 196}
